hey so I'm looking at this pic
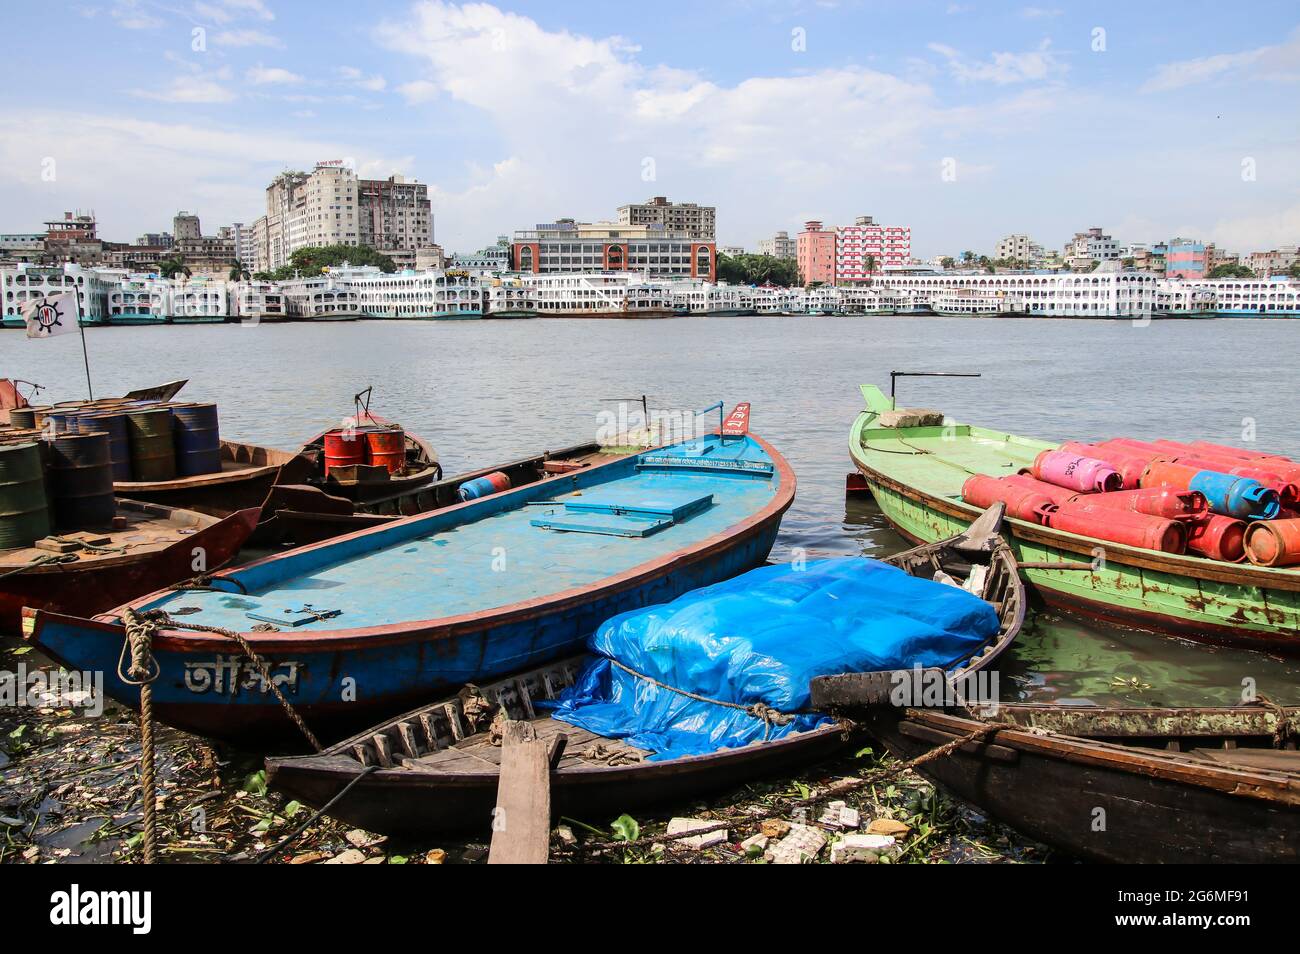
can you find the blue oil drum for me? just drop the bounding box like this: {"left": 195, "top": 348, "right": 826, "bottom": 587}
{"left": 76, "top": 411, "right": 133, "bottom": 482}
{"left": 48, "top": 432, "right": 116, "bottom": 531}
{"left": 171, "top": 403, "right": 222, "bottom": 476}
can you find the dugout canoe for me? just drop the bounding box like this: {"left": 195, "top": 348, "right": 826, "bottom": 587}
{"left": 849, "top": 383, "right": 1300, "bottom": 650}
{"left": 0, "top": 501, "right": 258, "bottom": 636}
{"left": 27, "top": 419, "right": 794, "bottom": 748}
{"left": 264, "top": 511, "right": 1025, "bottom": 837}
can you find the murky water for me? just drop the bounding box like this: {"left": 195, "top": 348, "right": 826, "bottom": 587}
{"left": 10, "top": 315, "right": 1300, "bottom": 706}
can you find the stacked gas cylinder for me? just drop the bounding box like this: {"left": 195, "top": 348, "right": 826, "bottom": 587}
{"left": 962, "top": 439, "right": 1300, "bottom": 566}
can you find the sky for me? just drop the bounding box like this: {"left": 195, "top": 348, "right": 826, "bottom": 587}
{"left": 2, "top": 0, "right": 1298, "bottom": 258}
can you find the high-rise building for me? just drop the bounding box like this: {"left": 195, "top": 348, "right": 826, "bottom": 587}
{"left": 836, "top": 215, "right": 911, "bottom": 280}
{"left": 757, "top": 231, "right": 796, "bottom": 259}
{"left": 512, "top": 217, "right": 715, "bottom": 279}
{"left": 358, "top": 174, "right": 433, "bottom": 269}
{"left": 173, "top": 211, "right": 202, "bottom": 243}
{"left": 796, "top": 221, "right": 836, "bottom": 284}
{"left": 616, "top": 196, "right": 716, "bottom": 239}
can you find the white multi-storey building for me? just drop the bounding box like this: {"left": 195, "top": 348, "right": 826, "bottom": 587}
{"left": 756, "top": 231, "right": 796, "bottom": 259}
{"left": 995, "top": 234, "right": 1045, "bottom": 264}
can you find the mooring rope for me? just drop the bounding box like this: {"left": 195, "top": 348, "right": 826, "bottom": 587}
{"left": 119, "top": 609, "right": 162, "bottom": 865}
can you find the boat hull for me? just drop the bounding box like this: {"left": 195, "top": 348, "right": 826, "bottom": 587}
{"left": 2, "top": 507, "right": 258, "bottom": 637}
{"left": 861, "top": 707, "right": 1300, "bottom": 863}
{"left": 849, "top": 398, "right": 1300, "bottom": 650}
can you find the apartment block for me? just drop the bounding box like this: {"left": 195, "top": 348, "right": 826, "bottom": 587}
{"left": 836, "top": 215, "right": 911, "bottom": 280}
{"left": 757, "top": 231, "right": 796, "bottom": 259}
{"left": 616, "top": 196, "right": 716, "bottom": 240}
{"left": 796, "top": 220, "right": 836, "bottom": 284}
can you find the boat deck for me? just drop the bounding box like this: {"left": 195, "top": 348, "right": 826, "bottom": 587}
{"left": 0, "top": 503, "right": 211, "bottom": 568}
{"left": 138, "top": 437, "right": 779, "bottom": 631}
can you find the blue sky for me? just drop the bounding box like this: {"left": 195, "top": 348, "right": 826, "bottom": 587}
{"left": 3, "top": 0, "right": 1298, "bottom": 257}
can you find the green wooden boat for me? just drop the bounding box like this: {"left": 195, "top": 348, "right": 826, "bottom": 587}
{"left": 849, "top": 384, "right": 1300, "bottom": 650}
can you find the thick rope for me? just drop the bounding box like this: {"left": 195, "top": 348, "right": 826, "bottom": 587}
{"left": 123, "top": 609, "right": 322, "bottom": 752}
{"left": 557, "top": 720, "right": 1008, "bottom": 856}
{"left": 0, "top": 552, "right": 79, "bottom": 581}
{"left": 607, "top": 658, "right": 811, "bottom": 741}
{"left": 119, "top": 609, "right": 161, "bottom": 865}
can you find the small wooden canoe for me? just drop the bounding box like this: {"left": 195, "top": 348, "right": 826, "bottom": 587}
{"left": 264, "top": 511, "right": 1025, "bottom": 836}
{"left": 259, "top": 441, "right": 632, "bottom": 546}
{"left": 0, "top": 501, "right": 258, "bottom": 636}
{"left": 819, "top": 701, "right": 1300, "bottom": 863}
{"left": 29, "top": 425, "right": 795, "bottom": 747}
{"left": 849, "top": 382, "right": 1300, "bottom": 650}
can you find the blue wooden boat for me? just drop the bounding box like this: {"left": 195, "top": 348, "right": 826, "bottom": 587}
{"left": 26, "top": 422, "right": 794, "bottom": 748}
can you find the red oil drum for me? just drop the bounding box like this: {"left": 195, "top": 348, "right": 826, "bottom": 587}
{"left": 323, "top": 428, "right": 367, "bottom": 476}
{"left": 1187, "top": 514, "right": 1247, "bottom": 562}
{"left": 961, "top": 474, "right": 1056, "bottom": 524}
{"left": 365, "top": 428, "right": 406, "bottom": 474}
{"left": 1065, "top": 487, "right": 1207, "bottom": 522}
{"left": 1244, "top": 519, "right": 1300, "bottom": 567}
{"left": 1060, "top": 442, "right": 1149, "bottom": 490}
{"left": 1047, "top": 501, "right": 1187, "bottom": 553}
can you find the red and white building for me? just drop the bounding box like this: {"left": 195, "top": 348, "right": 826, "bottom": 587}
{"left": 835, "top": 215, "right": 911, "bottom": 281}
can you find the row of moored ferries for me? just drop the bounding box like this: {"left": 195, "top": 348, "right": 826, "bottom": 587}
{"left": 3, "top": 262, "right": 1298, "bottom": 325}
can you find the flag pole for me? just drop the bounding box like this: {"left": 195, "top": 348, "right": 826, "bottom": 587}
{"left": 76, "top": 303, "right": 94, "bottom": 401}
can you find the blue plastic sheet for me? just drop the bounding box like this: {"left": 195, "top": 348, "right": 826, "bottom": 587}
{"left": 547, "top": 557, "right": 1000, "bottom": 760}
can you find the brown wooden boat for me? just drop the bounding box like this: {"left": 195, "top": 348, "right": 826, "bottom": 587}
{"left": 808, "top": 700, "right": 1300, "bottom": 863}
{"left": 265, "top": 510, "right": 1025, "bottom": 836}
{"left": 258, "top": 440, "right": 635, "bottom": 546}
{"left": 0, "top": 500, "right": 259, "bottom": 636}
{"left": 113, "top": 440, "right": 315, "bottom": 517}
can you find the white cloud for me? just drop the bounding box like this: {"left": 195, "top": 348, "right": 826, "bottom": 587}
{"left": 1142, "top": 31, "right": 1300, "bottom": 93}
{"left": 396, "top": 80, "right": 439, "bottom": 104}
{"left": 337, "top": 66, "right": 387, "bottom": 91}
{"left": 214, "top": 29, "right": 283, "bottom": 48}
{"left": 110, "top": 0, "right": 162, "bottom": 29}
{"left": 1020, "top": 7, "right": 1062, "bottom": 18}
{"left": 246, "top": 65, "right": 304, "bottom": 85}
{"left": 132, "top": 74, "right": 236, "bottom": 103}
{"left": 194, "top": 0, "right": 275, "bottom": 24}
{"left": 929, "top": 39, "right": 1067, "bottom": 84}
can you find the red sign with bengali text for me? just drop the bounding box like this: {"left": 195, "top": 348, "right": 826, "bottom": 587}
{"left": 722, "top": 402, "right": 751, "bottom": 437}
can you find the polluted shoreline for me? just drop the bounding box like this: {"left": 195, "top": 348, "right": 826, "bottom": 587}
{"left": 0, "top": 640, "right": 1047, "bottom": 865}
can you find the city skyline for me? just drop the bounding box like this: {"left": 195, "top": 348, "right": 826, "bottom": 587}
{"left": 3, "top": 1, "right": 1298, "bottom": 257}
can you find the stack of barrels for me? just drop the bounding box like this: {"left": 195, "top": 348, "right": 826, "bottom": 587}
{"left": 0, "top": 396, "right": 225, "bottom": 550}
{"left": 322, "top": 425, "right": 407, "bottom": 477}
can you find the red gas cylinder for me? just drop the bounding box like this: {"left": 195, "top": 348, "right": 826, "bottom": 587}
{"left": 1187, "top": 440, "right": 1283, "bottom": 462}
{"left": 1183, "top": 446, "right": 1300, "bottom": 491}
{"left": 1067, "top": 487, "right": 1207, "bottom": 522}
{"left": 1243, "top": 519, "right": 1300, "bottom": 567}
{"left": 1187, "top": 514, "right": 1247, "bottom": 562}
{"left": 1102, "top": 438, "right": 1166, "bottom": 458}
{"left": 1137, "top": 459, "right": 1202, "bottom": 491}
{"left": 961, "top": 474, "right": 1056, "bottom": 524}
{"left": 1003, "top": 472, "right": 1076, "bottom": 506}
{"left": 365, "top": 428, "right": 406, "bottom": 474}
{"left": 323, "top": 428, "right": 368, "bottom": 476}
{"left": 1060, "top": 442, "right": 1148, "bottom": 490}
{"left": 1030, "top": 449, "right": 1122, "bottom": 493}
{"left": 1047, "top": 500, "right": 1187, "bottom": 553}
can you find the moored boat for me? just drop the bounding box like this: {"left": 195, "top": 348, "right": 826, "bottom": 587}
{"left": 809, "top": 698, "right": 1300, "bottom": 863}
{"left": 27, "top": 418, "right": 794, "bottom": 747}
{"left": 849, "top": 382, "right": 1300, "bottom": 649}
{"left": 1, "top": 500, "right": 258, "bottom": 636}
{"left": 264, "top": 512, "right": 1024, "bottom": 836}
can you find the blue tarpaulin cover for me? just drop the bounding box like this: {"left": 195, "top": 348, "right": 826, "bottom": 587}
{"left": 547, "top": 557, "right": 1000, "bottom": 760}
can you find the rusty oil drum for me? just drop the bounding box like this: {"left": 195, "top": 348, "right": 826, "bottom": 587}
{"left": 365, "top": 427, "right": 406, "bottom": 474}
{"left": 47, "top": 432, "right": 116, "bottom": 531}
{"left": 0, "top": 442, "right": 52, "bottom": 549}
{"left": 126, "top": 406, "right": 177, "bottom": 481}
{"left": 323, "top": 428, "right": 367, "bottom": 476}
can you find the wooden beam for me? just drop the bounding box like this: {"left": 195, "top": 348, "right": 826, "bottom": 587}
{"left": 488, "top": 721, "right": 552, "bottom": 865}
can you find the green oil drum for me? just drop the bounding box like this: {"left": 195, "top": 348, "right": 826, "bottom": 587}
{"left": 127, "top": 407, "right": 176, "bottom": 481}
{"left": 0, "top": 442, "right": 52, "bottom": 549}
{"left": 48, "top": 432, "right": 116, "bottom": 531}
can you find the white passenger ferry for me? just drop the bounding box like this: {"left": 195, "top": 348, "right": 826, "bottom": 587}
{"left": 679, "top": 282, "right": 748, "bottom": 316}
{"left": 527, "top": 273, "right": 674, "bottom": 318}
{"left": 2, "top": 263, "right": 113, "bottom": 327}
{"left": 931, "top": 288, "right": 1005, "bottom": 317}
{"left": 1183, "top": 278, "right": 1299, "bottom": 317}
{"left": 484, "top": 280, "right": 537, "bottom": 318}
{"left": 839, "top": 286, "right": 899, "bottom": 315}
{"left": 105, "top": 273, "right": 171, "bottom": 325}
{"left": 233, "top": 281, "right": 289, "bottom": 323}
{"left": 281, "top": 273, "right": 365, "bottom": 321}
{"left": 804, "top": 286, "right": 842, "bottom": 315}
{"left": 341, "top": 267, "right": 483, "bottom": 319}
{"left": 168, "top": 279, "right": 230, "bottom": 324}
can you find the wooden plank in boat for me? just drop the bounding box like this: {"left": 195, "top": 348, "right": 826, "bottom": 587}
{"left": 1191, "top": 748, "right": 1300, "bottom": 774}
{"left": 488, "top": 721, "right": 552, "bottom": 865}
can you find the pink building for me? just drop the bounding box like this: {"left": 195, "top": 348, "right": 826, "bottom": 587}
{"left": 836, "top": 215, "right": 911, "bottom": 281}
{"left": 797, "top": 221, "right": 837, "bottom": 284}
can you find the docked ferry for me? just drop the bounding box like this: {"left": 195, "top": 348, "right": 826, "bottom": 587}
{"left": 2, "top": 263, "right": 112, "bottom": 328}
{"left": 484, "top": 280, "right": 536, "bottom": 318}
{"left": 839, "top": 286, "right": 899, "bottom": 315}
{"left": 343, "top": 267, "right": 483, "bottom": 319}
{"left": 105, "top": 273, "right": 170, "bottom": 325}
{"left": 168, "top": 279, "right": 230, "bottom": 324}
{"left": 233, "top": 281, "right": 289, "bottom": 323}
{"left": 281, "top": 273, "right": 365, "bottom": 321}
{"left": 528, "top": 273, "right": 674, "bottom": 318}
{"left": 804, "top": 286, "right": 842, "bottom": 315}
{"left": 931, "top": 288, "right": 1005, "bottom": 317}
{"left": 679, "top": 282, "right": 749, "bottom": 316}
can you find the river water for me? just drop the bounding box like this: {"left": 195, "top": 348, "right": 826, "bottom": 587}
{"left": 10, "top": 315, "right": 1300, "bottom": 706}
